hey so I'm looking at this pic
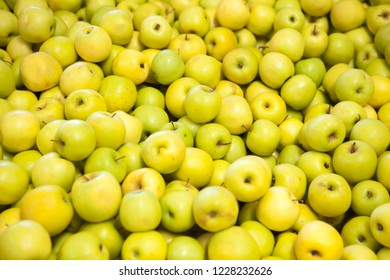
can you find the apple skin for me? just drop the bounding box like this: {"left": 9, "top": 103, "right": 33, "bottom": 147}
{"left": 245, "top": 119, "right": 281, "bottom": 157}
{"left": 370, "top": 202, "right": 390, "bottom": 247}
{"left": 167, "top": 235, "right": 205, "bottom": 260}
{"left": 151, "top": 49, "right": 185, "bottom": 85}
{"left": 121, "top": 230, "right": 167, "bottom": 260}
{"left": 0, "top": 160, "right": 29, "bottom": 205}
{"left": 258, "top": 52, "right": 295, "bottom": 89}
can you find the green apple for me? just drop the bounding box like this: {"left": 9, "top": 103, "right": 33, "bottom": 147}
{"left": 31, "top": 152, "right": 76, "bottom": 192}
{"left": 334, "top": 68, "right": 375, "bottom": 105}
{"left": 331, "top": 100, "right": 367, "bottom": 137}
{"left": 151, "top": 49, "right": 185, "bottom": 85}
{"left": 159, "top": 121, "right": 194, "bottom": 147}
{"left": 301, "top": 24, "right": 329, "bottom": 58}
{"left": 121, "top": 230, "right": 167, "bottom": 260}
{"left": 117, "top": 142, "right": 145, "bottom": 173}
{"left": 332, "top": 140, "right": 378, "bottom": 185}
{"left": 99, "top": 75, "right": 137, "bottom": 113}
{"left": 84, "top": 147, "right": 127, "bottom": 183}
{"left": 203, "top": 26, "right": 238, "bottom": 61}
{"left": 370, "top": 202, "right": 390, "bottom": 247}
{"left": 184, "top": 53, "right": 222, "bottom": 88}
{"left": 341, "top": 244, "right": 378, "bottom": 260}
{"left": 11, "top": 150, "right": 42, "bottom": 182}
{"left": 364, "top": 58, "right": 390, "bottom": 77}
{"left": 330, "top": 0, "right": 366, "bottom": 32}
{"left": 273, "top": 7, "right": 305, "bottom": 31}
{"left": 273, "top": 163, "right": 307, "bottom": 200}
{"left": 0, "top": 109, "right": 40, "bottom": 154}
{"left": 79, "top": 219, "right": 124, "bottom": 260}
{"left": 71, "top": 171, "right": 122, "bottom": 223}
{"left": 280, "top": 74, "right": 317, "bottom": 111}
{"left": 245, "top": 119, "right": 281, "bottom": 157}
{"left": 0, "top": 160, "right": 29, "bottom": 205}
{"left": 213, "top": 94, "right": 253, "bottom": 135}
{"left": 139, "top": 15, "right": 172, "bottom": 49}
{"left": 350, "top": 118, "right": 390, "bottom": 156}
{"left": 53, "top": 119, "right": 96, "bottom": 162}
{"left": 258, "top": 52, "right": 295, "bottom": 89}
{"left": 168, "top": 33, "right": 207, "bottom": 63}
{"left": 322, "top": 33, "right": 355, "bottom": 67}
{"left": 132, "top": 2, "right": 165, "bottom": 31}
{"left": 18, "top": 5, "right": 56, "bottom": 44}
{"left": 170, "top": 147, "right": 214, "bottom": 188}
{"left": 222, "top": 134, "right": 248, "bottom": 163}
{"left": 160, "top": 190, "right": 196, "bottom": 233}
{"left": 119, "top": 189, "right": 162, "bottom": 232}
{"left": 297, "top": 150, "right": 334, "bottom": 184}
{"left": 215, "top": 0, "right": 250, "bottom": 30}
{"left": 351, "top": 180, "right": 390, "bottom": 217}
{"left": 295, "top": 58, "right": 326, "bottom": 88}
{"left": 0, "top": 60, "right": 16, "bottom": 99}
{"left": 249, "top": 91, "right": 287, "bottom": 125}
{"left": 167, "top": 235, "right": 205, "bottom": 260}
{"left": 256, "top": 186, "right": 300, "bottom": 232}
{"left": 141, "top": 130, "right": 186, "bottom": 174}
{"left": 224, "top": 155, "right": 272, "bottom": 202}
{"left": 299, "top": 113, "right": 346, "bottom": 152}
{"left": 307, "top": 173, "right": 352, "bottom": 217}
{"left": 74, "top": 24, "right": 112, "bottom": 63}
{"left": 35, "top": 119, "right": 66, "bottom": 155}
{"left": 240, "top": 220, "right": 275, "bottom": 259}
{"left": 269, "top": 28, "right": 304, "bottom": 62}
{"left": 376, "top": 151, "right": 390, "bottom": 191}
{"left": 194, "top": 123, "right": 232, "bottom": 159}
{"left": 121, "top": 167, "right": 165, "bottom": 199}
{"left": 86, "top": 110, "right": 126, "bottom": 149}
{"left": 192, "top": 185, "right": 239, "bottom": 232}
{"left": 246, "top": 3, "right": 275, "bottom": 36}
{"left": 184, "top": 85, "right": 222, "bottom": 124}
{"left": 178, "top": 5, "right": 210, "bottom": 37}
{"left": 135, "top": 86, "right": 165, "bottom": 109}
{"left": 0, "top": 220, "right": 52, "bottom": 260}
{"left": 221, "top": 47, "right": 258, "bottom": 85}
{"left": 0, "top": 10, "right": 18, "bottom": 47}
{"left": 59, "top": 61, "right": 103, "bottom": 96}
{"left": 132, "top": 104, "right": 170, "bottom": 138}
{"left": 58, "top": 231, "right": 109, "bottom": 260}
{"left": 277, "top": 144, "right": 305, "bottom": 165}
{"left": 295, "top": 220, "right": 344, "bottom": 260}
{"left": 272, "top": 231, "right": 298, "bottom": 260}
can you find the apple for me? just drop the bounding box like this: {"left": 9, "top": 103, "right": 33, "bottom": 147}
{"left": 330, "top": 0, "right": 367, "bottom": 32}
{"left": 203, "top": 26, "right": 238, "bottom": 61}
{"left": 245, "top": 118, "right": 281, "bottom": 157}
{"left": 297, "top": 150, "right": 334, "bottom": 184}
{"left": 159, "top": 121, "right": 194, "bottom": 147}
{"left": 139, "top": 15, "right": 172, "bottom": 49}
{"left": 184, "top": 53, "right": 222, "bottom": 88}
{"left": 0, "top": 207, "right": 21, "bottom": 238}
{"left": 168, "top": 33, "right": 207, "bottom": 63}
{"left": 18, "top": 5, "right": 56, "bottom": 44}
{"left": 221, "top": 47, "right": 258, "bottom": 85}
{"left": 53, "top": 119, "right": 97, "bottom": 162}
{"left": 215, "top": 79, "right": 245, "bottom": 99}
{"left": 59, "top": 61, "right": 103, "bottom": 96}
{"left": 64, "top": 89, "right": 108, "bottom": 121}
{"left": 378, "top": 102, "right": 390, "bottom": 130}
{"left": 248, "top": 91, "right": 286, "bottom": 125}
{"left": 132, "top": 104, "right": 170, "bottom": 138}
{"left": 0, "top": 60, "right": 16, "bottom": 99}
{"left": 178, "top": 5, "right": 210, "bottom": 37}
{"left": 300, "top": 0, "right": 332, "bottom": 17}
{"left": 273, "top": 7, "right": 305, "bottom": 31}
{"left": 5, "top": 35, "right": 34, "bottom": 62}
{"left": 151, "top": 49, "right": 185, "bottom": 85}
{"left": 0, "top": 9, "right": 18, "bottom": 47}
{"left": 132, "top": 2, "right": 165, "bottom": 31}
{"left": 47, "top": 0, "right": 83, "bottom": 12}
{"left": 295, "top": 57, "right": 327, "bottom": 88}
{"left": 117, "top": 142, "right": 145, "bottom": 173}
{"left": 258, "top": 52, "right": 295, "bottom": 89}
{"left": 346, "top": 26, "right": 374, "bottom": 55}
{"left": 6, "top": 89, "right": 38, "bottom": 110}
{"left": 222, "top": 135, "right": 248, "bottom": 163}
{"left": 0, "top": 109, "right": 41, "bottom": 154}
{"left": 194, "top": 123, "right": 232, "bottom": 159}
{"left": 35, "top": 119, "right": 67, "bottom": 155}
{"left": 273, "top": 163, "right": 307, "bottom": 200}
{"left": 121, "top": 230, "right": 167, "bottom": 260}
{"left": 167, "top": 235, "right": 205, "bottom": 260}
{"left": 370, "top": 202, "right": 390, "bottom": 247}
{"left": 341, "top": 244, "right": 378, "bottom": 260}
{"left": 215, "top": 0, "right": 250, "bottom": 30}
{"left": 224, "top": 155, "right": 272, "bottom": 202}
{"left": 280, "top": 74, "right": 317, "bottom": 111}
{"left": 99, "top": 75, "right": 137, "bottom": 113}
{"left": 322, "top": 33, "right": 355, "bottom": 67}
{"left": 213, "top": 94, "right": 253, "bottom": 135}
{"left": 330, "top": 100, "right": 367, "bottom": 137}
{"left": 377, "top": 247, "right": 390, "bottom": 260}
{"left": 31, "top": 152, "right": 76, "bottom": 192}
{"left": 121, "top": 167, "right": 165, "bottom": 199}
{"left": 119, "top": 189, "right": 162, "bottom": 233}
{"left": 307, "top": 173, "right": 352, "bottom": 218}
{"left": 376, "top": 151, "right": 390, "bottom": 191}
{"left": 164, "top": 179, "right": 198, "bottom": 196}
{"left": 364, "top": 57, "right": 390, "bottom": 78}
{"left": 246, "top": 3, "right": 275, "bottom": 36}
{"left": 135, "top": 86, "right": 165, "bottom": 109}
{"left": 208, "top": 159, "right": 230, "bottom": 186}
{"left": 39, "top": 35, "right": 78, "bottom": 69}
{"left": 0, "top": 160, "right": 29, "bottom": 205}
{"left": 256, "top": 186, "right": 300, "bottom": 232}
{"left": 334, "top": 68, "right": 375, "bottom": 105}
{"left": 10, "top": 150, "right": 42, "bottom": 182}
{"left": 113, "top": 110, "right": 143, "bottom": 144}
{"left": 58, "top": 231, "right": 109, "bottom": 260}
{"left": 0, "top": 220, "right": 52, "bottom": 260}
{"left": 160, "top": 190, "right": 196, "bottom": 233}
{"left": 322, "top": 62, "right": 353, "bottom": 103}
{"left": 269, "top": 28, "right": 305, "bottom": 62}
{"left": 184, "top": 85, "right": 222, "bottom": 124}
{"left": 332, "top": 140, "right": 378, "bottom": 185}
{"left": 272, "top": 231, "right": 298, "bottom": 260}
{"left": 29, "top": 97, "right": 65, "bottom": 128}
{"left": 291, "top": 203, "right": 319, "bottom": 232}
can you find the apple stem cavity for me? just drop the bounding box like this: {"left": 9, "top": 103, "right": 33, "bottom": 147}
{"left": 115, "top": 155, "right": 126, "bottom": 163}
{"left": 349, "top": 142, "right": 358, "bottom": 154}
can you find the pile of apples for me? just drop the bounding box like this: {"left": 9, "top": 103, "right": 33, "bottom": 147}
{"left": 1, "top": 0, "right": 390, "bottom": 260}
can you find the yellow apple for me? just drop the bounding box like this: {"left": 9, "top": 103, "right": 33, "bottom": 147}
{"left": 121, "top": 230, "right": 167, "bottom": 260}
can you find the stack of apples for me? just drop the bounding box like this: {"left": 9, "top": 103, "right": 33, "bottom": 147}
{"left": 1, "top": 0, "right": 390, "bottom": 261}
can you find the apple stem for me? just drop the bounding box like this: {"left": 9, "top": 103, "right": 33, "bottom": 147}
{"left": 349, "top": 142, "right": 358, "bottom": 153}
{"left": 115, "top": 155, "right": 126, "bottom": 162}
